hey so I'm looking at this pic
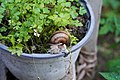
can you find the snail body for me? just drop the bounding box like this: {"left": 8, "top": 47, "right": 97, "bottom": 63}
{"left": 50, "top": 31, "right": 70, "bottom": 45}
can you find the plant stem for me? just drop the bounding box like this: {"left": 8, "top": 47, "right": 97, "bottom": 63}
{"left": 0, "top": 23, "right": 7, "bottom": 27}
{"left": 24, "top": 42, "right": 31, "bottom": 53}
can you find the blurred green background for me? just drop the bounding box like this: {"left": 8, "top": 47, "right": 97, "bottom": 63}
{"left": 97, "top": 0, "right": 120, "bottom": 80}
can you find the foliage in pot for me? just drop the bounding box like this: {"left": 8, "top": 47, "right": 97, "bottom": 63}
{"left": 0, "top": 0, "right": 87, "bottom": 56}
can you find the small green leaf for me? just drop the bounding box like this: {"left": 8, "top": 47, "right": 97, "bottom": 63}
{"left": 0, "top": 14, "right": 4, "bottom": 19}
{"left": 48, "top": 15, "right": 58, "bottom": 20}
{"left": 70, "top": 11, "right": 78, "bottom": 19}
{"left": 57, "top": 0, "right": 66, "bottom": 3}
{"left": 71, "top": 6, "right": 77, "bottom": 12}
{"left": 9, "top": 35, "right": 15, "bottom": 46}
{"left": 69, "top": 0, "right": 74, "bottom": 1}
{"left": 33, "top": 8, "right": 41, "bottom": 14}
{"left": 7, "top": 0, "right": 14, "bottom": 3}
{"left": 0, "top": 7, "right": 5, "bottom": 14}
{"left": 15, "top": 0, "right": 21, "bottom": 3}
{"left": 8, "top": 44, "right": 23, "bottom": 56}
{"left": 17, "top": 22, "right": 22, "bottom": 26}
{"left": 79, "top": 6, "right": 87, "bottom": 15}
{"left": 14, "top": 12, "right": 21, "bottom": 16}
{"left": 61, "top": 2, "right": 71, "bottom": 7}
{"left": 0, "top": 27, "right": 7, "bottom": 32}
{"left": 59, "top": 13, "right": 70, "bottom": 19}
{"left": 61, "top": 19, "right": 70, "bottom": 26}
{"left": 0, "top": 12, "right": 4, "bottom": 22}
{"left": 43, "top": 8, "right": 50, "bottom": 13}
{"left": 99, "top": 25, "right": 113, "bottom": 35}
{"left": 65, "top": 2, "right": 71, "bottom": 7}
{"left": 74, "top": 20, "right": 83, "bottom": 27}
{"left": 70, "top": 35, "right": 78, "bottom": 45}
{"left": 24, "top": 35, "right": 30, "bottom": 41}
{"left": 39, "top": 3, "right": 44, "bottom": 8}
{"left": 0, "top": 33, "right": 2, "bottom": 39}
{"left": 37, "top": 25, "right": 43, "bottom": 33}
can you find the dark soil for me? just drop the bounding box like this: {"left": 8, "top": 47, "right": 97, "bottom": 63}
{"left": 68, "top": 14, "right": 89, "bottom": 41}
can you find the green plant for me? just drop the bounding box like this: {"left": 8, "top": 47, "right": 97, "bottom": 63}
{"left": 0, "top": 0, "right": 87, "bottom": 56}
{"left": 100, "top": 58, "right": 120, "bottom": 80}
{"left": 99, "top": 1, "right": 120, "bottom": 79}
{"left": 99, "top": 0, "right": 120, "bottom": 46}
{"left": 100, "top": 72, "right": 120, "bottom": 80}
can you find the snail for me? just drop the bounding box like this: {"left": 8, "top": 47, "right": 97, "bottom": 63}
{"left": 48, "top": 31, "right": 70, "bottom": 54}
{"left": 50, "top": 31, "right": 70, "bottom": 45}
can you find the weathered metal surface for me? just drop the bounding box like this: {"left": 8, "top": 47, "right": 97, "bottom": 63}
{"left": 0, "top": 43, "right": 80, "bottom": 80}
{"left": 0, "top": 58, "right": 7, "bottom": 80}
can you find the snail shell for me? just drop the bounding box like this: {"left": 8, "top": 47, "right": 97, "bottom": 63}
{"left": 50, "top": 31, "right": 70, "bottom": 45}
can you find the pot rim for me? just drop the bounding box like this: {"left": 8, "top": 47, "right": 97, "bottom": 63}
{"left": 0, "top": 0, "right": 95, "bottom": 59}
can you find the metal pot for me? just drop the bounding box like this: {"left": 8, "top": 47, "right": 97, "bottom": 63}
{"left": 0, "top": 0, "right": 95, "bottom": 80}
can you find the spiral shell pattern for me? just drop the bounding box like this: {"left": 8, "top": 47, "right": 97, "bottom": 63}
{"left": 50, "top": 31, "right": 70, "bottom": 45}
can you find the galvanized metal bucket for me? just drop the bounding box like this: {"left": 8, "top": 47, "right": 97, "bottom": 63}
{"left": 0, "top": 0, "right": 95, "bottom": 80}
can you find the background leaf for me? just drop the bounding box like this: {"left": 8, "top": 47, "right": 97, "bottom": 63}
{"left": 100, "top": 72, "right": 120, "bottom": 80}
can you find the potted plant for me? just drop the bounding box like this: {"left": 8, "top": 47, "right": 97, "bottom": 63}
{"left": 0, "top": 0, "right": 95, "bottom": 80}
